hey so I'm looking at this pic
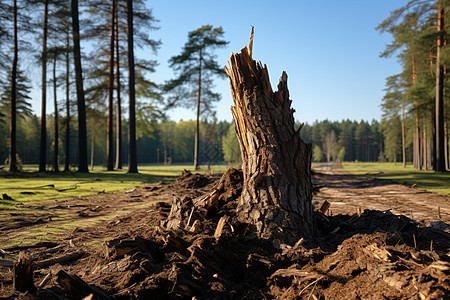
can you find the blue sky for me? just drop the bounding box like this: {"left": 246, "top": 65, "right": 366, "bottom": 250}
{"left": 146, "top": 0, "right": 408, "bottom": 124}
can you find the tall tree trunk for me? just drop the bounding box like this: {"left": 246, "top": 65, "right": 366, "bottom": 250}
{"left": 444, "top": 122, "right": 450, "bottom": 169}
{"left": 106, "top": 0, "right": 116, "bottom": 171}
{"left": 64, "top": 31, "right": 71, "bottom": 172}
{"left": 401, "top": 100, "right": 406, "bottom": 168}
{"left": 415, "top": 118, "right": 421, "bottom": 170}
{"left": 445, "top": 121, "right": 448, "bottom": 170}
{"left": 71, "top": 0, "right": 88, "bottom": 172}
{"left": 435, "top": 4, "right": 446, "bottom": 172}
{"left": 412, "top": 53, "right": 421, "bottom": 169}
{"left": 127, "top": 0, "right": 138, "bottom": 173}
{"left": 423, "top": 128, "right": 427, "bottom": 170}
{"left": 9, "top": 0, "right": 18, "bottom": 172}
{"left": 225, "top": 43, "right": 314, "bottom": 245}
{"left": 90, "top": 126, "right": 95, "bottom": 171}
{"left": 432, "top": 108, "right": 436, "bottom": 170}
{"left": 39, "top": 0, "right": 48, "bottom": 173}
{"left": 194, "top": 49, "right": 202, "bottom": 170}
{"left": 114, "top": 5, "right": 122, "bottom": 170}
{"left": 53, "top": 55, "right": 59, "bottom": 172}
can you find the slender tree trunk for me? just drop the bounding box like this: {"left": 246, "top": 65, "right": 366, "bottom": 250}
{"left": 114, "top": 5, "right": 122, "bottom": 170}
{"left": 225, "top": 44, "right": 314, "bottom": 245}
{"left": 90, "top": 126, "right": 95, "bottom": 171}
{"left": 71, "top": 0, "right": 88, "bottom": 172}
{"left": 412, "top": 53, "right": 421, "bottom": 169}
{"left": 435, "top": 4, "right": 446, "bottom": 172}
{"left": 127, "top": 0, "right": 138, "bottom": 173}
{"left": 194, "top": 49, "right": 202, "bottom": 170}
{"left": 9, "top": 0, "right": 18, "bottom": 172}
{"left": 401, "top": 101, "right": 406, "bottom": 168}
{"left": 432, "top": 108, "right": 436, "bottom": 170}
{"left": 415, "top": 119, "right": 421, "bottom": 170}
{"left": 64, "top": 31, "right": 71, "bottom": 172}
{"left": 53, "top": 56, "right": 59, "bottom": 172}
{"left": 106, "top": 0, "right": 116, "bottom": 171}
{"left": 445, "top": 121, "right": 448, "bottom": 170}
{"left": 39, "top": 0, "right": 48, "bottom": 172}
{"left": 423, "top": 128, "right": 427, "bottom": 169}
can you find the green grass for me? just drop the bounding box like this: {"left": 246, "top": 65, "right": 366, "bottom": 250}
{"left": 342, "top": 162, "right": 450, "bottom": 196}
{"left": 0, "top": 163, "right": 229, "bottom": 204}
{"left": 0, "top": 163, "right": 230, "bottom": 251}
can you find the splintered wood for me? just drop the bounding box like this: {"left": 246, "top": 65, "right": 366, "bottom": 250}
{"left": 224, "top": 28, "right": 314, "bottom": 244}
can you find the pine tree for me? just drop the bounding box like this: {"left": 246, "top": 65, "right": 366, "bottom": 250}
{"left": 165, "top": 25, "right": 228, "bottom": 170}
{"left": 378, "top": 0, "right": 450, "bottom": 171}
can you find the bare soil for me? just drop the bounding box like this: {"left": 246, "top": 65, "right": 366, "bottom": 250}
{"left": 1, "top": 166, "right": 449, "bottom": 299}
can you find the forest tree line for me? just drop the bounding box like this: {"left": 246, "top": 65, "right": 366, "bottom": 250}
{"left": 0, "top": 115, "right": 392, "bottom": 168}
{"left": 378, "top": 0, "right": 450, "bottom": 171}
{"left": 1, "top": 0, "right": 449, "bottom": 172}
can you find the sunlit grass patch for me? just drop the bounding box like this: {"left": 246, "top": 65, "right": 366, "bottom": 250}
{"left": 0, "top": 163, "right": 229, "bottom": 251}
{"left": 342, "top": 162, "right": 450, "bottom": 196}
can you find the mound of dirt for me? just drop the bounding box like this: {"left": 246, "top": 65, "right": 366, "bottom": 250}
{"left": 173, "top": 170, "right": 211, "bottom": 189}
{"left": 1, "top": 169, "right": 449, "bottom": 299}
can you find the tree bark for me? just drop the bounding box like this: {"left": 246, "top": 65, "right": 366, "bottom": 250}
{"left": 71, "top": 0, "right": 89, "bottom": 173}
{"left": 14, "top": 252, "right": 35, "bottom": 293}
{"left": 224, "top": 44, "right": 314, "bottom": 245}
{"left": 115, "top": 6, "right": 122, "bottom": 170}
{"left": 412, "top": 53, "right": 421, "bottom": 170}
{"left": 444, "top": 121, "right": 448, "bottom": 170}
{"left": 91, "top": 126, "right": 95, "bottom": 171}
{"left": 194, "top": 49, "right": 202, "bottom": 170}
{"left": 401, "top": 101, "right": 406, "bottom": 168}
{"left": 53, "top": 55, "right": 59, "bottom": 172}
{"left": 127, "top": 0, "right": 138, "bottom": 173}
{"left": 435, "top": 4, "right": 446, "bottom": 172}
{"left": 106, "top": 0, "right": 116, "bottom": 171}
{"left": 64, "top": 30, "right": 71, "bottom": 172}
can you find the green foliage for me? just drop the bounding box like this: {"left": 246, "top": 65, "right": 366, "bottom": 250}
{"left": 337, "top": 147, "right": 346, "bottom": 163}
{"left": 377, "top": 0, "right": 450, "bottom": 170}
{"left": 322, "top": 130, "right": 338, "bottom": 162}
{"left": 164, "top": 25, "right": 228, "bottom": 116}
{"left": 300, "top": 119, "right": 382, "bottom": 163}
{"left": 381, "top": 116, "right": 401, "bottom": 163}
{"left": 222, "top": 123, "right": 241, "bottom": 165}
{"left": 0, "top": 67, "right": 33, "bottom": 122}
{"left": 312, "top": 145, "right": 323, "bottom": 162}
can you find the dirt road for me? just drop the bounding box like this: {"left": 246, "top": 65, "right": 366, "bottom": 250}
{"left": 313, "top": 164, "right": 450, "bottom": 225}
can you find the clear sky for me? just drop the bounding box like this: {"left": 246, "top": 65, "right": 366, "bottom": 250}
{"left": 146, "top": 0, "right": 408, "bottom": 124}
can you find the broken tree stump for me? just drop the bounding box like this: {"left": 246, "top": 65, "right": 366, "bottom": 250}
{"left": 224, "top": 32, "right": 314, "bottom": 245}
{"left": 13, "top": 251, "right": 36, "bottom": 293}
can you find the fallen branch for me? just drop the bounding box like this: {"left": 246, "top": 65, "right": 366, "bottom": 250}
{"left": 0, "top": 259, "right": 14, "bottom": 267}
{"left": 35, "top": 250, "right": 86, "bottom": 269}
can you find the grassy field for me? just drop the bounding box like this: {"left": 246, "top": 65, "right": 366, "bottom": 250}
{"left": 0, "top": 164, "right": 229, "bottom": 206}
{"left": 0, "top": 164, "right": 230, "bottom": 250}
{"left": 342, "top": 162, "right": 450, "bottom": 196}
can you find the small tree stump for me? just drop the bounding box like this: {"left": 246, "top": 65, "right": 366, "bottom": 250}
{"left": 224, "top": 36, "right": 314, "bottom": 245}
{"left": 13, "top": 251, "right": 36, "bottom": 293}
